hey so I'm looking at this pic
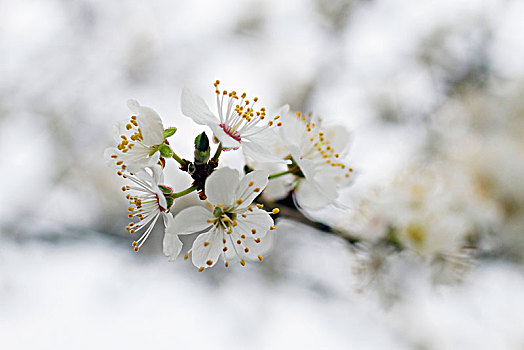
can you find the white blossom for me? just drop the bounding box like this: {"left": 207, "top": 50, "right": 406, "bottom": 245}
{"left": 180, "top": 81, "right": 285, "bottom": 163}
{"left": 104, "top": 99, "right": 166, "bottom": 173}
{"left": 121, "top": 165, "right": 174, "bottom": 252}
{"left": 265, "top": 110, "right": 355, "bottom": 210}
{"left": 163, "top": 167, "right": 277, "bottom": 270}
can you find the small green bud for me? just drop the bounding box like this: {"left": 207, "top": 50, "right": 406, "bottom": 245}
{"left": 194, "top": 132, "right": 210, "bottom": 163}
{"left": 163, "top": 128, "right": 177, "bottom": 139}
{"left": 194, "top": 132, "right": 209, "bottom": 151}
{"left": 159, "top": 144, "right": 173, "bottom": 158}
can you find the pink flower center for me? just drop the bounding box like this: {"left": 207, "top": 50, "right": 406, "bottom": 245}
{"left": 219, "top": 123, "right": 242, "bottom": 142}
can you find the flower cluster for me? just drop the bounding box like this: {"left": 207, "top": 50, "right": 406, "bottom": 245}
{"left": 105, "top": 80, "right": 354, "bottom": 271}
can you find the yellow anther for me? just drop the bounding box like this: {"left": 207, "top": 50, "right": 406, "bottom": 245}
{"left": 126, "top": 124, "right": 132, "bottom": 130}
{"left": 232, "top": 220, "right": 238, "bottom": 227}
{"left": 132, "top": 241, "right": 137, "bottom": 246}
{"left": 241, "top": 234, "right": 246, "bottom": 239}
{"left": 217, "top": 204, "right": 224, "bottom": 208}
{"left": 272, "top": 208, "right": 280, "bottom": 214}
{"left": 244, "top": 247, "right": 249, "bottom": 253}
{"left": 277, "top": 122, "right": 282, "bottom": 127}
{"left": 248, "top": 181, "right": 254, "bottom": 187}
{"left": 222, "top": 238, "right": 227, "bottom": 244}
{"left": 225, "top": 261, "right": 229, "bottom": 268}
{"left": 255, "top": 238, "right": 261, "bottom": 243}
{"left": 236, "top": 240, "right": 242, "bottom": 245}
{"left": 270, "top": 225, "right": 276, "bottom": 230}
{"left": 236, "top": 199, "right": 243, "bottom": 205}
{"left": 206, "top": 219, "right": 215, "bottom": 223}
{"left": 256, "top": 204, "right": 263, "bottom": 209}
{"left": 251, "top": 229, "right": 257, "bottom": 234}
{"left": 206, "top": 260, "right": 213, "bottom": 266}
{"left": 130, "top": 229, "right": 135, "bottom": 234}
{"left": 257, "top": 255, "right": 263, "bottom": 262}
{"left": 111, "top": 154, "right": 118, "bottom": 158}
{"left": 253, "top": 187, "right": 260, "bottom": 193}
{"left": 198, "top": 267, "right": 205, "bottom": 272}
{"left": 349, "top": 168, "right": 354, "bottom": 172}
{"left": 134, "top": 246, "right": 139, "bottom": 252}
{"left": 240, "top": 259, "right": 246, "bottom": 266}
{"left": 184, "top": 253, "right": 189, "bottom": 260}
{"left": 241, "top": 214, "right": 247, "bottom": 218}
{"left": 223, "top": 246, "right": 228, "bottom": 252}
{"left": 268, "top": 121, "right": 273, "bottom": 126}
{"left": 204, "top": 241, "right": 210, "bottom": 247}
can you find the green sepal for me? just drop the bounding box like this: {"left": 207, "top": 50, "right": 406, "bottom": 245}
{"left": 159, "top": 144, "right": 173, "bottom": 158}
{"left": 158, "top": 185, "right": 173, "bottom": 194}
{"left": 163, "top": 128, "right": 177, "bottom": 139}
{"left": 164, "top": 195, "right": 175, "bottom": 210}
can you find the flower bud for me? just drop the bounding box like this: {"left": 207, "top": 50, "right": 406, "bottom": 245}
{"left": 194, "top": 132, "right": 210, "bottom": 163}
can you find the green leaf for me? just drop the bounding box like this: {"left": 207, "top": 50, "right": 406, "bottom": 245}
{"left": 163, "top": 128, "right": 177, "bottom": 139}
{"left": 159, "top": 144, "right": 173, "bottom": 158}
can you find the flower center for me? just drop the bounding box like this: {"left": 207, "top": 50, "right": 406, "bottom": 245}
{"left": 219, "top": 123, "right": 242, "bottom": 142}
{"left": 213, "top": 80, "right": 283, "bottom": 140}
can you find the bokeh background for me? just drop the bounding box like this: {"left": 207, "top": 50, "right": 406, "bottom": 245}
{"left": 2, "top": 0, "right": 524, "bottom": 348}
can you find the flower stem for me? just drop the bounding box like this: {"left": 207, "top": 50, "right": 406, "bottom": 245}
{"left": 212, "top": 143, "right": 222, "bottom": 162}
{"left": 172, "top": 151, "right": 187, "bottom": 166}
{"left": 172, "top": 185, "right": 198, "bottom": 199}
{"left": 268, "top": 170, "right": 293, "bottom": 179}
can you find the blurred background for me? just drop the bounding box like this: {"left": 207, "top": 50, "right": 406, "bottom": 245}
{"left": 1, "top": 0, "right": 524, "bottom": 348}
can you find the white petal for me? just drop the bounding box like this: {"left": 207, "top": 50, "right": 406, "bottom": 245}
{"left": 242, "top": 139, "right": 290, "bottom": 164}
{"left": 323, "top": 124, "right": 352, "bottom": 155}
{"left": 205, "top": 167, "right": 240, "bottom": 206}
{"left": 163, "top": 233, "right": 183, "bottom": 261}
{"left": 137, "top": 108, "right": 165, "bottom": 146}
{"left": 169, "top": 206, "right": 214, "bottom": 235}
{"left": 235, "top": 170, "right": 269, "bottom": 208}
{"left": 294, "top": 180, "right": 337, "bottom": 210}
{"left": 234, "top": 208, "right": 274, "bottom": 238}
{"left": 290, "top": 146, "right": 316, "bottom": 180}
{"left": 163, "top": 213, "right": 183, "bottom": 261}
{"left": 263, "top": 176, "right": 293, "bottom": 201}
{"left": 191, "top": 228, "right": 224, "bottom": 269}
{"left": 210, "top": 123, "right": 241, "bottom": 149}
{"left": 181, "top": 88, "right": 219, "bottom": 126}
{"left": 125, "top": 152, "right": 160, "bottom": 174}
{"left": 127, "top": 99, "right": 165, "bottom": 145}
